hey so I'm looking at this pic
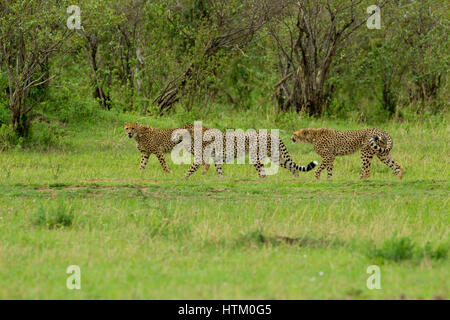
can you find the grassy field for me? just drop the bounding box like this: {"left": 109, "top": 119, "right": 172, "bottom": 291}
{"left": 0, "top": 111, "right": 448, "bottom": 299}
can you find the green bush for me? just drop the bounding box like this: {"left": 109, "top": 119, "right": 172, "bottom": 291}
{"left": 420, "top": 242, "right": 449, "bottom": 261}
{"left": 368, "top": 237, "right": 415, "bottom": 262}
{"left": 0, "top": 124, "right": 23, "bottom": 151}
{"left": 28, "top": 121, "right": 65, "bottom": 149}
{"left": 366, "top": 236, "right": 449, "bottom": 263}
{"left": 0, "top": 102, "right": 10, "bottom": 126}
{"left": 41, "top": 90, "right": 98, "bottom": 124}
{"left": 33, "top": 201, "right": 75, "bottom": 229}
{"left": 0, "top": 120, "right": 66, "bottom": 151}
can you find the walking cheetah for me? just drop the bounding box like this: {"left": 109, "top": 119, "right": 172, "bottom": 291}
{"left": 291, "top": 128, "right": 403, "bottom": 179}
{"left": 125, "top": 122, "right": 318, "bottom": 178}
{"left": 183, "top": 126, "right": 318, "bottom": 179}
{"left": 124, "top": 122, "right": 210, "bottom": 174}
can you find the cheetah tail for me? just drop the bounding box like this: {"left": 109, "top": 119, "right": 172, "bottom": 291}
{"left": 279, "top": 141, "right": 318, "bottom": 172}
{"left": 294, "top": 160, "right": 319, "bottom": 172}
{"left": 284, "top": 157, "right": 318, "bottom": 172}
{"left": 369, "top": 134, "right": 392, "bottom": 153}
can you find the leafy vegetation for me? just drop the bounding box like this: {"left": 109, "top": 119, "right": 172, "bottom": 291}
{"left": 0, "top": 0, "right": 448, "bottom": 141}
{"left": 366, "top": 236, "right": 449, "bottom": 263}
{"left": 33, "top": 200, "right": 76, "bottom": 229}
{"left": 0, "top": 0, "right": 448, "bottom": 299}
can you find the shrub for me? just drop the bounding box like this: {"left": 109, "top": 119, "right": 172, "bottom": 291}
{"left": 0, "top": 124, "right": 23, "bottom": 151}
{"left": 366, "top": 236, "right": 448, "bottom": 263}
{"left": 0, "top": 102, "right": 10, "bottom": 126}
{"left": 419, "top": 242, "right": 449, "bottom": 261}
{"left": 33, "top": 201, "right": 75, "bottom": 229}
{"left": 40, "top": 84, "right": 98, "bottom": 124}
{"left": 368, "top": 237, "right": 415, "bottom": 262}
{"left": 0, "top": 119, "right": 66, "bottom": 151}
{"left": 28, "top": 121, "right": 65, "bottom": 149}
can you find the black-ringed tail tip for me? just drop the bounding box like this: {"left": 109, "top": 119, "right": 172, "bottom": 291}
{"left": 300, "top": 160, "right": 319, "bottom": 172}
{"left": 310, "top": 161, "right": 319, "bottom": 170}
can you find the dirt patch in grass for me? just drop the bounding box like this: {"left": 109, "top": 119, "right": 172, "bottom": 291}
{"left": 37, "top": 185, "right": 87, "bottom": 191}
{"left": 83, "top": 178, "right": 160, "bottom": 184}
{"left": 236, "top": 230, "right": 346, "bottom": 249}
{"left": 36, "top": 184, "right": 149, "bottom": 192}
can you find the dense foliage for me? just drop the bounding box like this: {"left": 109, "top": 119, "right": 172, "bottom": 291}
{"left": 0, "top": 0, "right": 448, "bottom": 143}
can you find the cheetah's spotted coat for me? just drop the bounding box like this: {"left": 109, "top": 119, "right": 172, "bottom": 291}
{"left": 125, "top": 122, "right": 318, "bottom": 178}
{"left": 291, "top": 128, "right": 403, "bottom": 179}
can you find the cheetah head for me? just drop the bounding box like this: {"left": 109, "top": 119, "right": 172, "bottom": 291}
{"left": 124, "top": 122, "right": 139, "bottom": 139}
{"left": 291, "top": 129, "right": 312, "bottom": 143}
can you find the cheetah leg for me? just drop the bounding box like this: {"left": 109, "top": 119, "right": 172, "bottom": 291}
{"left": 314, "top": 163, "right": 326, "bottom": 179}
{"left": 292, "top": 162, "right": 299, "bottom": 178}
{"left": 212, "top": 151, "right": 224, "bottom": 178}
{"left": 253, "top": 160, "right": 266, "bottom": 178}
{"left": 278, "top": 156, "right": 298, "bottom": 177}
{"left": 315, "top": 156, "right": 333, "bottom": 179}
{"left": 140, "top": 153, "right": 150, "bottom": 170}
{"left": 360, "top": 151, "right": 374, "bottom": 179}
{"left": 184, "top": 163, "right": 201, "bottom": 179}
{"left": 325, "top": 156, "right": 335, "bottom": 179}
{"left": 249, "top": 150, "right": 266, "bottom": 178}
{"left": 201, "top": 163, "right": 210, "bottom": 174}
{"left": 377, "top": 153, "right": 403, "bottom": 180}
{"left": 156, "top": 153, "right": 172, "bottom": 173}
{"left": 214, "top": 163, "right": 224, "bottom": 178}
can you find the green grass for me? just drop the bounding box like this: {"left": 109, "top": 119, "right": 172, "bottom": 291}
{"left": 0, "top": 111, "right": 448, "bottom": 299}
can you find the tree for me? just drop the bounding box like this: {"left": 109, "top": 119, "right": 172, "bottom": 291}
{"left": 74, "top": 1, "right": 124, "bottom": 110}
{"left": 153, "top": 0, "right": 290, "bottom": 113}
{"left": 399, "top": 0, "right": 448, "bottom": 107}
{"left": 270, "top": 0, "right": 390, "bottom": 116}
{"left": 338, "top": 0, "right": 448, "bottom": 116}
{"left": 0, "top": 0, "right": 70, "bottom": 136}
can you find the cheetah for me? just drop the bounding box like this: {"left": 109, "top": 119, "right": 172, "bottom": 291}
{"left": 291, "top": 128, "right": 403, "bottom": 179}
{"left": 124, "top": 122, "right": 210, "bottom": 174}
{"left": 183, "top": 126, "right": 318, "bottom": 179}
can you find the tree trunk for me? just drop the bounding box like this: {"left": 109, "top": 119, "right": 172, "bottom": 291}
{"left": 275, "top": 68, "right": 326, "bottom": 116}
{"left": 10, "top": 92, "right": 30, "bottom": 137}
{"left": 153, "top": 63, "right": 194, "bottom": 114}
{"left": 84, "top": 34, "right": 111, "bottom": 110}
